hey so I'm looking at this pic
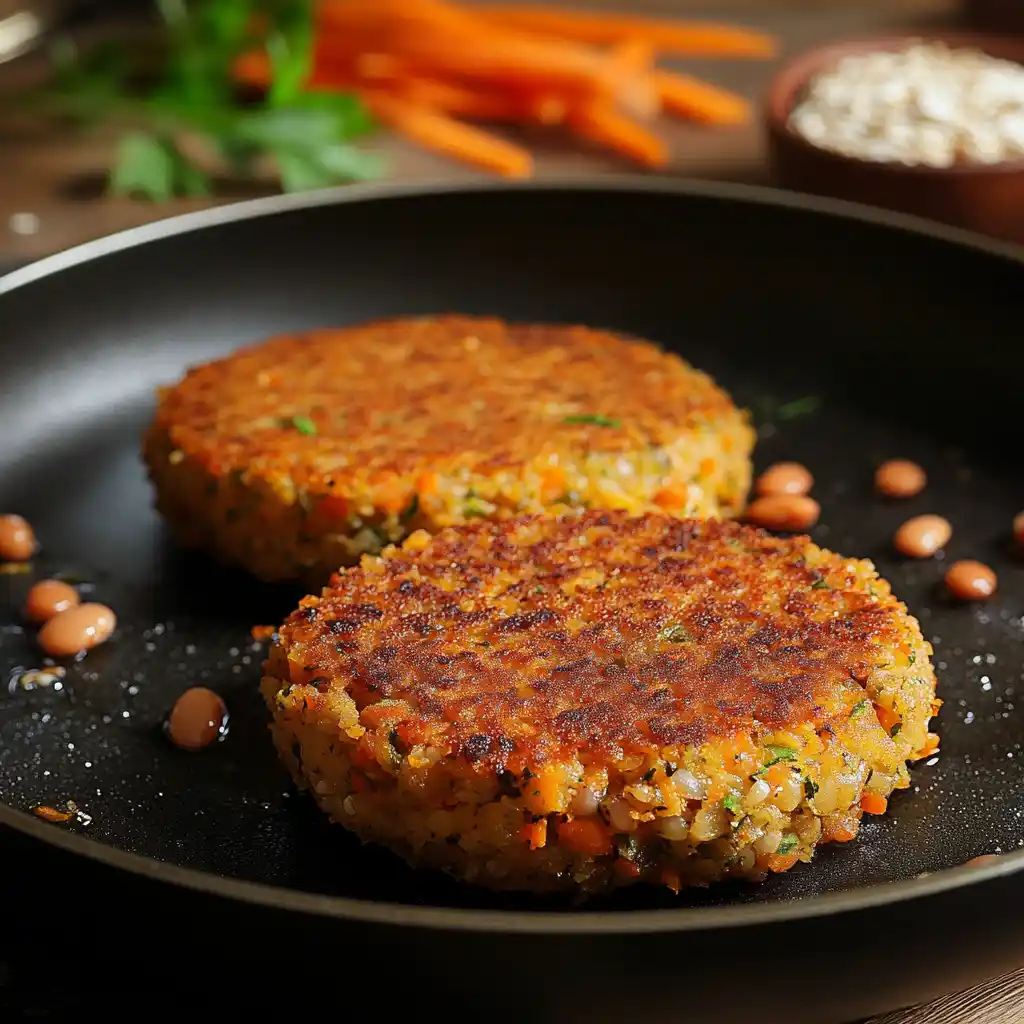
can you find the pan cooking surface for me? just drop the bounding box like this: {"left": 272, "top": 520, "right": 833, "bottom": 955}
{"left": 1, "top": 182, "right": 1022, "bottom": 917}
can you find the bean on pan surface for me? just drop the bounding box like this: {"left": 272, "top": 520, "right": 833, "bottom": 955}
{"left": 23, "top": 580, "right": 80, "bottom": 624}
{"left": 944, "top": 560, "right": 997, "bottom": 601}
{"left": 893, "top": 514, "right": 951, "bottom": 558}
{"left": 745, "top": 495, "right": 820, "bottom": 532}
{"left": 875, "top": 459, "right": 926, "bottom": 499}
{"left": 0, "top": 514, "right": 36, "bottom": 562}
{"left": 37, "top": 603, "right": 116, "bottom": 657}
{"left": 754, "top": 462, "right": 814, "bottom": 497}
{"left": 167, "top": 687, "right": 228, "bottom": 751}
{"left": 1013, "top": 512, "right": 1024, "bottom": 547}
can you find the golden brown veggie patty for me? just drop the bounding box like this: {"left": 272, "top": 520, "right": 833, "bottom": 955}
{"left": 144, "top": 316, "right": 754, "bottom": 582}
{"left": 261, "top": 513, "right": 939, "bottom": 894}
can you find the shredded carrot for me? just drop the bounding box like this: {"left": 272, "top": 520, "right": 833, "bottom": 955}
{"left": 360, "top": 701, "right": 411, "bottom": 728}
{"left": 762, "top": 851, "right": 800, "bottom": 873}
{"left": 652, "top": 483, "right": 691, "bottom": 511}
{"left": 569, "top": 100, "right": 669, "bottom": 169}
{"left": 705, "top": 778, "right": 728, "bottom": 804}
{"left": 522, "top": 819, "right": 548, "bottom": 850}
{"left": 614, "top": 857, "right": 642, "bottom": 878}
{"left": 472, "top": 5, "right": 777, "bottom": 58}
{"left": 362, "top": 90, "right": 533, "bottom": 177}
{"left": 860, "top": 792, "right": 888, "bottom": 815}
{"left": 416, "top": 470, "right": 439, "bottom": 496}
{"left": 33, "top": 805, "right": 73, "bottom": 823}
{"left": 558, "top": 817, "right": 613, "bottom": 856}
{"left": 822, "top": 817, "right": 859, "bottom": 843}
{"left": 874, "top": 703, "right": 900, "bottom": 734}
{"left": 315, "top": 494, "right": 351, "bottom": 523}
{"left": 523, "top": 768, "right": 570, "bottom": 814}
{"left": 539, "top": 466, "right": 567, "bottom": 502}
{"left": 765, "top": 762, "right": 794, "bottom": 788}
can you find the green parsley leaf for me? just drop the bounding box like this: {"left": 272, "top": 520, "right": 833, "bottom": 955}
{"left": 722, "top": 793, "right": 743, "bottom": 815}
{"left": 563, "top": 415, "right": 621, "bottom": 427}
{"left": 660, "top": 623, "right": 693, "bottom": 643}
{"left": 400, "top": 494, "right": 419, "bottom": 523}
{"left": 109, "top": 132, "right": 209, "bottom": 201}
{"left": 810, "top": 578, "right": 831, "bottom": 590}
{"left": 850, "top": 699, "right": 870, "bottom": 717}
{"left": 777, "top": 396, "right": 820, "bottom": 420}
{"left": 908, "top": 652, "right": 916, "bottom": 666}
{"left": 290, "top": 415, "right": 317, "bottom": 435}
{"left": 15, "top": 0, "right": 384, "bottom": 200}
{"left": 804, "top": 777, "right": 819, "bottom": 799}
{"left": 890, "top": 723, "right": 902, "bottom": 738}
{"left": 464, "top": 497, "right": 490, "bottom": 517}
{"left": 776, "top": 834, "right": 799, "bottom": 856}
{"left": 765, "top": 744, "right": 798, "bottom": 762}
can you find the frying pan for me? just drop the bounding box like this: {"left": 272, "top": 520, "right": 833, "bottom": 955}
{"left": 1, "top": 180, "right": 1023, "bottom": 1021}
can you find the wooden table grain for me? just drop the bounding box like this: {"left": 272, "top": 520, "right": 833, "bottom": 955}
{"left": 4, "top": 3, "right": 1023, "bottom": 1022}
{"left": 0, "top": 0, "right": 962, "bottom": 263}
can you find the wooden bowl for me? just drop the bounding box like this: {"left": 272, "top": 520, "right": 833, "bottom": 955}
{"left": 765, "top": 33, "right": 1024, "bottom": 245}
{"left": 964, "top": 0, "right": 1024, "bottom": 34}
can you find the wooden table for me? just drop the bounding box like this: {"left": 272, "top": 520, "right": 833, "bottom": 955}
{"left": 4, "top": 2, "right": 1023, "bottom": 1022}
{"left": 0, "top": 0, "right": 962, "bottom": 264}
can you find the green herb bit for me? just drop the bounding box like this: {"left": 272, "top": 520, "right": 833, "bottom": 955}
{"left": 21, "top": 0, "right": 383, "bottom": 201}
{"left": 804, "top": 777, "right": 819, "bottom": 799}
{"left": 777, "top": 396, "right": 820, "bottom": 420}
{"left": 722, "top": 792, "right": 743, "bottom": 815}
{"left": 290, "top": 415, "right": 317, "bottom": 436}
{"left": 908, "top": 652, "right": 916, "bottom": 666}
{"left": 660, "top": 623, "right": 693, "bottom": 643}
{"left": 776, "top": 834, "right": 799, "bottom": 856}
{"left": 890, "top": 723, "right": 902, "bottom": 738}
{"left": 765, "top": 744, "right": 798, "bottom": 762}
{"left": 642, "top": 767, "right": 657, "bottom": 782}
{"left": 563, "top": 414, "right": 621, "bottom": 427}
{"left": 464, "top": 496, "right": 490, "bottom": 517}
{"left": 810, "top": 578, "right": 831, "bottom": 590}
{"left": 400, "top": 494, "right": 419, "bottom": 523}
{"left": 850, "top": 699, "right": 870, "bottom": 717}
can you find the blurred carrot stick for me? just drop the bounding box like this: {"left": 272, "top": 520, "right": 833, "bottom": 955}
{"left": 316, "top": 0, "right": 651, "bottom": 110}
{"left": 360, "top": 90, "right": 534, "bottom": 176}
{"left": 472, "top": 5, "right": 777, "bottom": 58}
{"left": 654, "top": 69, "right": 751, "bottom": 125}
{"left": 569, "top": 101, "right": 669, "bottom": 169}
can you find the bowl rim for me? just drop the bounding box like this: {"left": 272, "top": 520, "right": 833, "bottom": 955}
{"left": 764, "top": 30, "right": 1024, "bottom": 178}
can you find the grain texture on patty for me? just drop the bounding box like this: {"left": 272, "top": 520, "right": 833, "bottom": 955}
{"left": 261, "top": 513, "right": 940, "bottom": 895}
{"left": 144, "top": 316, "right": 754, "bottom": 583}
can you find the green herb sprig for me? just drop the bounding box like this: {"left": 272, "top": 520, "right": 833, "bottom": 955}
{"left": 14, "top": 0, "right": 384, "bottom": 200}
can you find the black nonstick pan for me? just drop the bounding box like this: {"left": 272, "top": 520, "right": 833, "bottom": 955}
{"left": 1, "top": 180, "right": 1023, "bottom": 1022}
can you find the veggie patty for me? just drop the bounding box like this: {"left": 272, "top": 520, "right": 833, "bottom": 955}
{"left": 260, "top": 512, "right": 939, "bottom": 894}
{"left": 143, "top": 316, "right": 754, "bottom": 583}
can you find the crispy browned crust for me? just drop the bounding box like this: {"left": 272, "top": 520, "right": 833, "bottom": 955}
{"left": 147, "top": 316, "right": 745, "bottom": 491}
{"left": 275, "top": 512, "right": 930, "bottom": 771}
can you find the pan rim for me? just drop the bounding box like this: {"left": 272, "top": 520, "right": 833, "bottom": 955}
{"left": 1, "top": 175, "right": 1022, "bottom": 932}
